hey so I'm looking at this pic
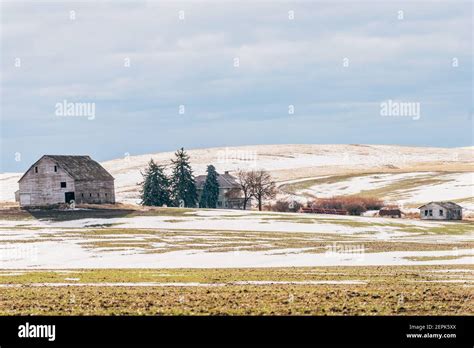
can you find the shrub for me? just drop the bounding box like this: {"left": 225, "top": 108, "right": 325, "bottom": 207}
{"left": 404, "top": 211, "right": 420, "bottom": 219}
{"left": 363, "top": 197, "right": 385, "bottom": 210}
{"left": 310, "top": 196, "right": 384, "bottom": 216}
{"left": 269, "top": 199, "right": 303, "bottom": 212}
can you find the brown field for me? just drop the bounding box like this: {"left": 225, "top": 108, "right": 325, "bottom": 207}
{"left": 0, "top": 266, "right": 472, "bottom": 315}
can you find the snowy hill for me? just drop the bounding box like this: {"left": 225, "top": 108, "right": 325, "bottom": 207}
{"left": 1, "top": 144, "right": 473, "bottom": 209}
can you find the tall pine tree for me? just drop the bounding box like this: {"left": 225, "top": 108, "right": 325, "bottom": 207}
{"left": 200, "top": 165, "right": 220, "bottom": 208}
{"left": 170, "top": 148, "right": 198, "bottom": 207}
{"left": 139, "top": 159, "right": 171, "bottom": 206}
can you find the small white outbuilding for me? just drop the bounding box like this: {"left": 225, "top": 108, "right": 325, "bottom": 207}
{"left": 418, "top": 201, "right": 462, "bottom": 220}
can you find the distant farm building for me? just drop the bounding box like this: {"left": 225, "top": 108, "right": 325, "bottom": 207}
{"left": 418, "top": 202, "right": 462, "bottom": 220}
{"left": 17, "top": 155, "right": 115, "bottom": 207}
{"left": 195, "top": 171, "right": 245, "bottom": 209}
{"left": 300, "top": 206, "right": 348, "bottom": 215}
{"left": 378, "top": 208, "right": 402, "bottom": 218}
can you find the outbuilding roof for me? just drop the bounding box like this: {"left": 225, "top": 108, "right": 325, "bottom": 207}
{"left": 418, "top": 201, "right": 463, "bottom": 210}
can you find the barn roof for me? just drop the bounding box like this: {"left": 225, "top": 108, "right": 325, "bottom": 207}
{"left": 418, "top": 201, "right": 463, "bottom": 210}
{"left": 196, "top": 171, "right": 240, "bottom": 189}
{"left": 19, "top": 155, "right": 114, "bottom": 182}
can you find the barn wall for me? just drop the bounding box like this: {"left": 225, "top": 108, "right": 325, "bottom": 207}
{"left": 74, "top": 180, "right": 115, "bottom": 204}
{"left": 18, "top": 157, "right": 75, "bottom": 206}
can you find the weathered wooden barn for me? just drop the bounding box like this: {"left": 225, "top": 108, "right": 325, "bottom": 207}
{"left": 418, "top": 201, "right": 462, "bottom": 220}
{"left": 195, "top": 171, "right": 245, "bottom": 209}
{"left": 17, "top": 155, "right": 115, "bottom": 207}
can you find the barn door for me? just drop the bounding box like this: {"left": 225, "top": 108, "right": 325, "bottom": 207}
{"left": 20, "top": 194, "right": 31, "bottom": 206}
{"left": 65, "top": 192, "right": 75, "bottom": 203}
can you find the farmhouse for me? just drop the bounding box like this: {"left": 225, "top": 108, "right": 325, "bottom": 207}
{"left": 195, "top": 171, "right": 245, "bottom": 209}
{"left": 418, "top": 202, "right": 462, "bottom": 220}
{"left": 17, "top": 155, "right": 115, "bottom": 207}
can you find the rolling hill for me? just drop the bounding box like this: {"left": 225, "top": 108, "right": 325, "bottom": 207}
{"left": 1, "top": 144, "right": 473, "bottom": 210}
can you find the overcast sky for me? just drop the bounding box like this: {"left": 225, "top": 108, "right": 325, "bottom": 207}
{"left": 1, "top": 0, "right": 472, "bottom": 172}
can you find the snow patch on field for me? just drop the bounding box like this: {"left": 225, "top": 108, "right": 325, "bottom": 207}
{"left": 411, "top": 279, "right": 474, "bottom": 284}
{"left": 0, "top": 241, "right": 472, "bottom": 269}
{"left": 427, "top": 269, "right": 473, "bottom": 273}
{"left": 397, "top": 172, "right": 474, "bottom": 208}
{"left": 0, "top": 212, "right": 443, "bottom": 239}
{"left": 51, "top": 215, "right": 371, "bottom": 234}
{"left": 0, "top": 282, "right": 226, "bottom": 288}
{"left": 232, "top": 280, "right": 366, "bottom": 285}
{"left": 0, "top": 280, "right": 368, "bottom": 287}
{"left": 299, "top": 172, "right": 431, "bottom": 197}
{"left": 297, "top": 172, "right": 474, "bottom": 209}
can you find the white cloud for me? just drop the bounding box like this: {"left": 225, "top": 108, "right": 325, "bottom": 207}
{"left": 0, "top": 1, "right": 472, "bottom": 171}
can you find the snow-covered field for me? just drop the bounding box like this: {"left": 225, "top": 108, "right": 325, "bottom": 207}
{"left": 0, "top": 209, "right": 472, "bottom": 269}
{"left": 1, "top": 144, "right": 472, "bottom": 270}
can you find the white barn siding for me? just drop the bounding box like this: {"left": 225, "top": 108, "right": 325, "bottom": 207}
{"left": 18, "top": 157, "right": 75, "bottom": 206}
{"left": 18, "top": 155, "right": 115, "bottom": 207}
{"left": 75, "top": 180, "right": 115, "bottom": 204}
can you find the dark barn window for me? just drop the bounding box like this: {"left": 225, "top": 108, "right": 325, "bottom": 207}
{"left": 60, "top": 182, "right": 66, "bottom": 188}
{"left": 35, "top": 167, "right": 38, "bottom": 173}
{"left": 54, "top": 166, "right": 57, "bottom": 172}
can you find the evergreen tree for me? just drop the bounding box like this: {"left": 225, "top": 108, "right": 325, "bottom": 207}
{"left": 170, "top": 148, "right": 198, "bottom": 207}
{"left": 139, "top": 159, "right": 171, "bottom": 206}
{"left": 200, "top": 165, "right": 220, "bottom": 208}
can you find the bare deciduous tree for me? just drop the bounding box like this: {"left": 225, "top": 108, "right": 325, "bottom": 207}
{"left": 249, "top": 169, "right": 276, "bottom": 211}
{"left": 236, "top": 170, "right": 253, "bottom": 210}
